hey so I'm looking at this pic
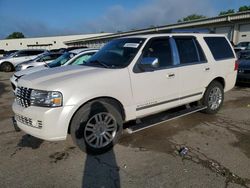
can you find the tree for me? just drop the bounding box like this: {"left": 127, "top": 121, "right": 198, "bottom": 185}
{"left": 178, "top": 14, "right": 206, "bottom": 23}
{"left": 6, "top": 32, "right": 25, "bottom": 39}
{"left": 219, "top": 9, "right": 235, "bottom": 16}
{"left": 238, "top": 5, "right": 250, "bottom": 12}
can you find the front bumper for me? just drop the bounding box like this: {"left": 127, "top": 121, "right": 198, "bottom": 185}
{"left": 12, "top": 101, "right": 76, "bottom": 141}
{"left": 237, "top": 73, "right": 250, "bottom": 83}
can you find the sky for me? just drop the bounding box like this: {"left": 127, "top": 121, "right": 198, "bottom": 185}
{"left": 0, "top": 0, "right": 249, "bottom": 39}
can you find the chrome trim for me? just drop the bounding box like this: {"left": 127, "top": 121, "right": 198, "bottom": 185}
{"left": 136, "top": 92, "right": 203, "bottom": 111}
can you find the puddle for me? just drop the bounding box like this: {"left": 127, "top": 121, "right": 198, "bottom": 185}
{"left": 231, "top": 131, "right": 250, "bottom": 158}
{"left": 49, "top": 146, "right": 76, "bottom": 163}
{"left": 223, "top": 96, "right": 250, "bottom": 109}
{"left": 10, "top": 134, "right": 44, "bottom": 157}
{"left": 17, "top": 134, "right": 44, "bottom": 149}
{"left": 120, "top": 112, "right": 218, "bottom": 154}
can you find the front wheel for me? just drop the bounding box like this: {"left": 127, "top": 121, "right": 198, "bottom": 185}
{"left": 70, "top": 100, "right": 123, "bottom": 155}
{"left": 202, "top": 81, "right": 224, "bottom": 114}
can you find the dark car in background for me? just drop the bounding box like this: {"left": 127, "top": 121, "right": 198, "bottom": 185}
{"left": 234, "top": 41, "right": 250, "bottom": 52}
{"left": 237, "top": 51, "right": 250, "bottom": 84}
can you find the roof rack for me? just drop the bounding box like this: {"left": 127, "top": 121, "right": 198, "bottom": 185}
{"left": 170, "top": 28, "right": 213, "bottom": 34}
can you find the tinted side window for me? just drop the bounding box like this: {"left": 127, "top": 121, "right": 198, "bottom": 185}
{"left": 15, "top": 51, "right": 29, "bottom": 57}
{"left": 175, "top": 38, "right": 199, "bottom": 64}
{"left": 28, "top": 50, "right": 44, "bottom": 56}
{"left": 143, "top": 38, "right": 173, "bottom": 68}
{"left": 204, "top": 37, "right": 235, "bottom": 60}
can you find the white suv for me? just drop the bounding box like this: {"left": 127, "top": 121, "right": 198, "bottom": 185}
{"left": 12, "top": 34, "right": 237, "bottom": 154}
{"left": 0, "top": 49, "right": 46, "bottom": 72}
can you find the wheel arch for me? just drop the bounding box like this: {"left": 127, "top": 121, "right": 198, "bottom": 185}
{"left": 68, "top": 96, "right": 126, "bottom": 134}
{"left": 208, "top": 77, "right": 225, "bottom": 89}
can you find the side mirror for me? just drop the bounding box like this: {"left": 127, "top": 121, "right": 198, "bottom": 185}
{"left": 139, "top": 57, "right": 159, "bottom": 71}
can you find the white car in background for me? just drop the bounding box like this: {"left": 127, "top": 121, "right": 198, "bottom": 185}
{"left": 0, "top": 49, "right": 46, "bottom": 72}
{"left": 10, "top": 49, "right": 98, "bottom": 92}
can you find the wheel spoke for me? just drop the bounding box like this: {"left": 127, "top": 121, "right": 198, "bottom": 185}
{"left": 99, "top": 136, "right": 104, "bottom": 147}
{"left": 86, "top": 133, "right": 96, "bottom": 143}
{"left": 85, "top": 127, "right": 94, "bottom": 132}
{"left": 104, "top": 115, "right": 113, "bottom": 124}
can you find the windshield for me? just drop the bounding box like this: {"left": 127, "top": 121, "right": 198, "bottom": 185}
{"left": 48, "top": 52, "right": 75, "bottom": 68}
{"left": 32, "top": 52, "right": 49, "bottom": 61}
{"left": 84, "top": 38, "right": 145, "bottom": 68}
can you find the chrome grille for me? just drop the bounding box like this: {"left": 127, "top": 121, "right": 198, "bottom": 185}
{"left": 15, "top": 114, "right": 33, "bottom": 126}
{"left": 16, "top": 87, "right": 32, "bottom": 108}
{"left": 15, "top": 114, "right": 43, "bottom": 129}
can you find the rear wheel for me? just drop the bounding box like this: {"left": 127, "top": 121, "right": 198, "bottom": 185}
{"left": 70, "top": 99, "right": 123, "bottom": 155}
{"left": 202, "top": 81, "right": 224, "bottom": 114}
{"left": 0, "top": 62, "right": 14, "bottom": 72}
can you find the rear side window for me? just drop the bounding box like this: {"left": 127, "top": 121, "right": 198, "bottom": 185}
{"left": 204, "top": 37, "right": 235, "bottom": 60}
{"left": 175, "top": 37, "right": 205, "bottom": 64}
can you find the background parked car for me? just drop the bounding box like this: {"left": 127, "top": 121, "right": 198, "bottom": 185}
{"left": 0, "top": 49, "right": 46, "bottom": 72}
{"left": 15, "top": 52, "right": 63, "bottom": 71}
{"left": 10, "top": 49, "right": 98, "bottom": 92}
{"left": 234, "top": 41, "right": 250, "bottom": 52}
{"left": 3, "top": 50, "right": 18, "bottom": 57}
{"left": 237, "top": 51, "right": 250, "bottom": 84}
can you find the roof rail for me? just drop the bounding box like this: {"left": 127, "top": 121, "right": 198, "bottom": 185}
{"left": 170, "top": 28, "right": 213, "bottom": 34}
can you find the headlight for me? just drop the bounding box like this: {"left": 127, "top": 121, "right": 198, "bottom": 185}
{"left": 15, "top": 65, "right": 22, "bottom": 71}
{"left": 30, "top": 90, "right": 63, "bottom": 107}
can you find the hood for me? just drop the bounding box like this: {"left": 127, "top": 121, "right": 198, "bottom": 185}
{"left": 14, "top": 65, "right": 48, "bottom": 77}
{"left": 17, "top": 59, "right": 34, "bottom": 66}
{"left": 239, "top": 59, "right": 250, "bottom": 69}
{"left": 18, "top": 65, "right": 112, "bottom": 89}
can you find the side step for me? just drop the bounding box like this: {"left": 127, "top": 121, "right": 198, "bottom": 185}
{"left": 126, "top": 105, "right": 207, "bottom": 134}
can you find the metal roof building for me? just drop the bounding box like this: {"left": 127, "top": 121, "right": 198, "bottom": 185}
{"left": 65, "top": 11, "right": 250, "bottom": 48}
{"left": 0, "top": 33, "right": 111, "bottom": 51}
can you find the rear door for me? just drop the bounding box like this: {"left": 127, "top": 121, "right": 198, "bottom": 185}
{"left": 173, "top": 36, "right": 210, "bottom": 105}
{"left": 130, "top": 37, "right": 181, "bottom": 117}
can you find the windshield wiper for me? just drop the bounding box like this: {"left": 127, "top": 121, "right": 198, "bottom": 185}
{"left": 88, "top": 60, "right": 110, "bottom": 68}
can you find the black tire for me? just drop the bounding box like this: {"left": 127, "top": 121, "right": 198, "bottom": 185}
{"left": 70, "top": 99, "right": 123, "bottom": 155}
{"left": 0, "top": 62, "right": 14, "bottom": 72}
{"left": 202, "top": 81, "right": 224, "bottom": 114}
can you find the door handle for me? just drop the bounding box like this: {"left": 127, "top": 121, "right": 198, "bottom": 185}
{"left": 204, "top": 67, "right": 210, "bottom": 71}
{"left": 166, "top": 73, "right": 175, "bottom": 78}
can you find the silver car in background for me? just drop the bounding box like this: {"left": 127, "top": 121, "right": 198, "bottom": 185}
{"left": 10, "top": 48, "right": 98, "bottom": 92}
{"left": 15, "top": 52, "right": 63, "bottom": 71}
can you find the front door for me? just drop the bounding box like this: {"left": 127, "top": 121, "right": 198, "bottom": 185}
{"left": 130, "top": 37, "right": 181, "bottom": 118}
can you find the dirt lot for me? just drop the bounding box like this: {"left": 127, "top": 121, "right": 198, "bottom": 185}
{"left": 0, "top": 72, "right": 250, "bottom": 188}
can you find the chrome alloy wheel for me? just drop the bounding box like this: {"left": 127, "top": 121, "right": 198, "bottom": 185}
{"left": 208, "top": 86, "right": 222, "bottom": 110}
{"left": 84, "top": 112, "right": 118, "bottom": 148}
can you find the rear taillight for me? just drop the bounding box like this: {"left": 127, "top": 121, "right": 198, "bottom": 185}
{"left": 234, "top": 60, "right": 239, "bottom": 71}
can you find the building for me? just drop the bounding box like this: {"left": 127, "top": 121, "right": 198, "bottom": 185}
{"left": 0, "top": 33, "right": 111, "bottom": 51}
{"left": 65, "top": 11, "right": 250, "bottom": 48}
